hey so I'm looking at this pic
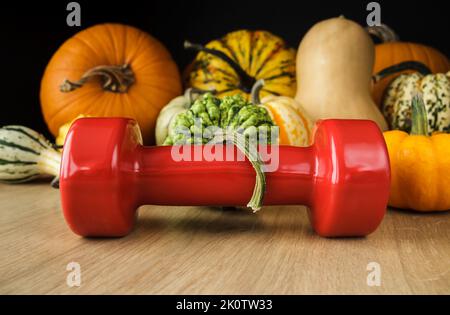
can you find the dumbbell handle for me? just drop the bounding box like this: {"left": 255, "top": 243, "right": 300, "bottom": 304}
{"left": 133, "top": 145, "right": 314, "bottom": 207}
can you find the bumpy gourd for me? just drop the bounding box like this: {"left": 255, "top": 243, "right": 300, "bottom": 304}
{"left": 0, "top": 126, "right": 60, "bottom": 184}
{"left": 163, "top": 93, "right": 275, "bottom": 145}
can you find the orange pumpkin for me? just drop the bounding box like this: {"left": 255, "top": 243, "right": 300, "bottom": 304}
{"left": 368, "top": 24, "right": 450, "bottom": 107}
{"left": 40, "top": 23, "right": 182, "bottom": 144}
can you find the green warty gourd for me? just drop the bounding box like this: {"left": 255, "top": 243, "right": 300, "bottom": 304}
{"left": 163, "top": 93, "right": 276, "bottom": 145}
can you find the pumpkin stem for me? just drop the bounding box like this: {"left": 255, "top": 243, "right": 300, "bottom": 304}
{"left": 366, "top": 24, "right": 400, "bottom": 42}
{"left": 184, "top": 40, "right": 256, "bottom": 93}
{"left": 60, "top": 64, "right": 135, "bottom": 93}
{"left": 250, "top": 79, "right": 265, "bottom": 105}
{"left": 372, "top": 61, "right": 432, "bottom": 83}
{"left": 410, "top": 93, "right": 429, "bottom": 136}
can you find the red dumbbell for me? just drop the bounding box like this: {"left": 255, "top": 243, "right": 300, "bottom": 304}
{"left": 59, "top": 118, "right": 390, "bottom": 237}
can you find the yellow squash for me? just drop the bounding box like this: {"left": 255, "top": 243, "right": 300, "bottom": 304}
{"left": 185, "top": 30, "right": 296, "bottom": 100}
{"left": 384, "top": 94, "right": 450, "bottom": 211}
{"left": 56, "top": 114, "right": 89, "bottom": 149}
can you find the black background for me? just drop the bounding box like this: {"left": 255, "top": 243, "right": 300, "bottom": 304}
{"left": 1, "top": 295, "right": 445, "bottom": 311}
{"left": 1, "top": 0, "right": 449, "bottom": 139}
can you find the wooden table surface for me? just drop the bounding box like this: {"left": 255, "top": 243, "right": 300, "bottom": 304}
{"left": 0, "top": 182, "right": 449, "bottom": 294}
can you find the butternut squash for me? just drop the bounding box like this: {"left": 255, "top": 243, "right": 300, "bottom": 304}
{"left": 295, "top": 17, "right": 388, "bottom": 130}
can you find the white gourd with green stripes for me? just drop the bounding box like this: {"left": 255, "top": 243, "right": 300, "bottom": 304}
{"left": 0, "top": 126, "right": 60, "bottom": 183}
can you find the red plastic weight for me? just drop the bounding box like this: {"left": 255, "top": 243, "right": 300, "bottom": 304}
{"left": 59, "top": 118, "right": 390, "bottom": 237}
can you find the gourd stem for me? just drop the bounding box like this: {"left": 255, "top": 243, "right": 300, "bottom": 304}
{"left": 231, "top": 134, "right": 266, "bottom": 212}
{"left": 410, "top": 93, "right": 429, "bottom": 136}
{"left": 250, "top": 79, "right": 265, "bottom": 105}
{"left": 184, "top": 40, "right": 256, "bottom": 93}
{"left": 183, "top": 87, "right": 210, "bottom": 104}
{"left": 366, "top": 24, "right": 400, "bottom": 42}
{"left": 60, "top": 64, "right": 135, "bottom": 93}
{"left": 212, "top": 131, "right": 266, "bottom": 211}
{"left": 372, "top": 61, "right": 432, "bottom": 83}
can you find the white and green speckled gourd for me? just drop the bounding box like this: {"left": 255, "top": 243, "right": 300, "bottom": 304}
{"left": 0, "top": 125, "right": 61, "bottom": 184}
{"left": 382, "top": 71, "right": 450, "bottom": 134}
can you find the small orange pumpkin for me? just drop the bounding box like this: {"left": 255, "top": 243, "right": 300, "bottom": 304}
{"left": 368, "top": 24, "right": 450, "bottom": 107}
{"left": 40, "top": 23, "right": 182, "bottom": 144}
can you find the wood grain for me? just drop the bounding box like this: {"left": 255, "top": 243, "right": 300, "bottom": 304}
{"left": 0, "top": 182, "right": 449, "bottom": 294}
